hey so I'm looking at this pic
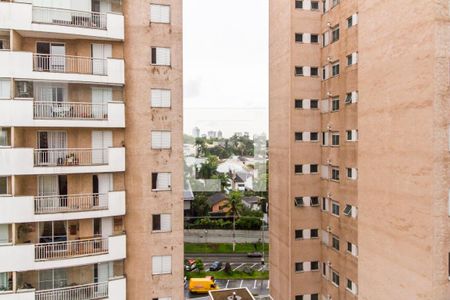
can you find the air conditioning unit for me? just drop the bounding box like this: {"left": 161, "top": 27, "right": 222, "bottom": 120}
{"left": 327, "top": 91, "right": 332, "bottom": 97}
{"left": 327, "top": 22, "right": 331, "bottom": 27}
{"left": 327, "top": 56, "right": 332, "bottom": 62}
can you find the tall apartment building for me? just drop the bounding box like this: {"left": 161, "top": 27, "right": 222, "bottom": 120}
{"left": 0, "top": 0, "right": 183, "bottom": 299}
{"left": 269, "top": 0, "right": 449, "bottom": 299}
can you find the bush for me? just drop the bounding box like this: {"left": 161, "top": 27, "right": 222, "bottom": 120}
{"left": 196, "top": 259, "right": 204, "bottom": 272}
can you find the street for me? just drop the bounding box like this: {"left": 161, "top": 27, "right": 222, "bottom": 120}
{"left": 185, "top": 253, "right": 268, "bottom": 264}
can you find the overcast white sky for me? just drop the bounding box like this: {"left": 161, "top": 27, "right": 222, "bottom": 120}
{"left": 183, "top": 0, "right": 269, "bottom": 138}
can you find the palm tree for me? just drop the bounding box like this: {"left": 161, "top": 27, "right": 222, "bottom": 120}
{"left": 225, "top": 191, "right": 243, "bottom": 252}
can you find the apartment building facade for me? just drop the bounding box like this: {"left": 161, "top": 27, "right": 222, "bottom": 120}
{"left": 0, "top": 0, "right": 182, "bottom": 299}
{"left": 269, "top": 0, "right": 449, "bottom": 299}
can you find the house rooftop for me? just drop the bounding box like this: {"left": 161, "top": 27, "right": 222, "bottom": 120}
{"left": 208, "top": 288, "right": 255, "bottom": 300}
{"left": 207, "top": 193, "right": 227, "bottom": 206}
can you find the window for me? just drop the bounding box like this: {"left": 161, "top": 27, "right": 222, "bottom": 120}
{"left": 322, "top": 262, "right": 328, "bottom": 277}
{"left": 310, "top": 132, "right": 319, "bottom": 141}
{"left": 331, "top": 132, "right": 339, "bottom": 146}
{"left": 332, "top": 270, "right": 340, "bottom": 286}
{"left": 0, "top": 177, "right": 8, "bottom": 195}
{"left": 343, "top": 204, "right": 352, "bottom": 216}
{"left": 345, "top": 92, "right": 352, "bottom": 104}
{"left": 0, "top": 128, "right": 11, "bottom": 147}
{"left": 295, "top": 165, "right": 303, "bottom": 174}
{"left": 310, "top": 229, "right": 319, "bottom": 238}
{"left": 332, "top": 235, "right": 340, "bottom": 250}
{"left": 152, "top": 131, "right": 171, "bottom": 149}
{"left": 311, "top": 34, "right": 319, "bottom": 43}
{"left": 295, "top": 66, "right": 304, "bottom": 76}
{"left": 295, "top": 99, "right": 303, "bottom": 108}
{"left": 150, "top": 4, "right": 170, "bottom": 23}
{"left": 311, "top": 261, "right": 319, "bottom": 270}
{"left": 347, "top": 53, "right": 357, "bottom": 66}
{"left": 310, "top": 99, "right": 319, "bottom": 109}
{"left": 0, "top": 79, "right": 10, "bottom": 99}
{"left": 152, "top": 255, "right": 172, "bottom": 274}
{"left": 331, "top": 26, "right": 340, "bottom": 42}
{"left": 0, "top": 272, "right": 12, "bottom": 291}
{"left": 151, "top": 89, "right": 171, "bottom": 108}
{"left": 322, "top": 197, "right": 329, "bottom": 211}
{"left": 346, "top": 130, "right": 358, "bottom": 141}
{"left": 310, "top": 67, "right": 319, "bottom": 76}
{"left": 295, "top": 197, "right": 304, "bottom": 207}
{"left": 331, "top": 201, "right": 340, "bottom": 216}
{"left": 295, "top": 132, "right": 303, "bottom": 141}
{"left": 331, "top": 167, "right": 340, "bottom": 181}
{"left": 295, "top": 262, "right": 304, "bottom": 272}
{"left": 151, "top": 47, "right": 171, "bottom": 66}
{"left": 332, "top": 62, "right": 340, "bottom": 76}
{"left": 310, "top": 294, "right": 318, "bottom": 300}
{"left": 331, "top": 97, "right": 339, "bottom": 112}
{"left": 15, "top": 81, "right": 33, "bottom": 98}
{"left": 347, "top": 278, "right": 357, "bottom": 295}
{"left": 151, "top": 172, "right": 172, "bottom": 191}
{"left": 311, "top": 1, "right": 319, "bottom": 10}
{"left": 295, "top": 229, "right": 303, "bottom": 239}
{"left": 310, "top": 164, "right": 318, "bottom": 173}
{"left": 295, "top": 0, "right": 303, "bottom": 9}
{"left": 347, "top": 168, "right": 357, "bottom": 180}
{"left": 152, "top": 298, "right": 172, "bottom": 300}
{"left": 310, "top": 197, "right": 320, "bottom": 206}
{"left": 347, "top": 14, "right": 358, "bottom": 28}
{"left": 347, "top": 241, "right": 358, "bottom": 256}
{"left": 152, "top": 214, "right": 171, "bottom": 232}
{"left": 295, "top": 33, "right": 303, "bottom": 43}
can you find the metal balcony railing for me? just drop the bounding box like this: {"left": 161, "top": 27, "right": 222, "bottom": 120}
{"left": 35, "top": 237, "right": 108, "bottom": 261}
{"left": 33, "top": 101, "right": 108, "bottom": 120}
{"left": 34, "top": 148, "right": 109, "bottom": 167}
{"left": 32, "top": 6, "right": 107, "bottom": 30}
{"left": 34, "top": 193, "right": 108, "bottom": 214}
{"left": 33, "top": 54, "right": 107, "bottom": 75}
{"left": 35, "top": 281, "right": 108, "bottom": 300}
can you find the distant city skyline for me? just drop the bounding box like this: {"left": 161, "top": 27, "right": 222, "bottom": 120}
{"left": 183, "top": 0, "right": 269, "bottom": 138}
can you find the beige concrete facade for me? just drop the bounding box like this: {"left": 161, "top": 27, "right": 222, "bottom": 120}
{"left": 123, "top": 0, "right": 184, "bottom": 299}
{"left": 270, "top": 0, "right": 449, "bottom": 299}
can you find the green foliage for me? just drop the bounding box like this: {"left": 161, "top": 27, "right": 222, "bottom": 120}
{"left": 197, "top": 155, "right": 219, "bottom": 179}
{"left": 184, "top": 243, "right": 269, "bottom": 254}
{"left": 196, "top": 259, "right": 204, "bottom": 272}
{"left": 191, "top": 192, "right": 211, "bottom": 217}
{"left": 190, "top": 134, "right": 256, "bottom": 159}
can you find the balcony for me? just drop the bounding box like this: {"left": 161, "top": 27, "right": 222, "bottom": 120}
{"left": 0, "top": 2, "right": 124, "bottom": 40}
{"left": 0, "top": 100, "right": 125, "bottom": 128}
{"left": 0, "top": 191, "right": 125, "bottom": 223}
{"left": 35, "top": 237, "right": 108, "bottom": 261}
{"left": 0, "top": 147, "right": 125, "bottom": 176}
{"left": 0, "top": 52, "right": 124, "bottom": 85}
{"left": 0, "top": 235, "right": 126, "bottom": 272}
{"left": 0, "top": 266, "right": 126, "bottom": 300}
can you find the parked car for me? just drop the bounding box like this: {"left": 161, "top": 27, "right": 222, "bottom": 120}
{"left": 189, "top": 276, "right": 219, "bottom": 294}
{"left": 247, "top": 252, "right": 263, "bottom": 258}
{"left": 209, "top": 261, "right": 223, "bottom": 271}
{"left": 184, "top": 259, "right": 198, "bottom": 272}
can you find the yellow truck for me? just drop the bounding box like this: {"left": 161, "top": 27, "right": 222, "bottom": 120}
{"left": 188, "top": 276, "right": 220, "bottom": 294}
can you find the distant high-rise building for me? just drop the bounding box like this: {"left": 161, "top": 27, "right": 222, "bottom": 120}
{"left": 269, "top": 0, "right": 449, "bottom": 300}
{"left": 192, "top": 126, "right": 201, "bottom": 138}
{"left": 217, "top": 130, "right": 223, "bottom": 138}
{"left": 207, "top": 131, "right": 217, "bottom": 138}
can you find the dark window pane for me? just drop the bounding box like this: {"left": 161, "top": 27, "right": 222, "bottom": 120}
{"left": 152, "top": 214, "right": 161, "bottom": 231}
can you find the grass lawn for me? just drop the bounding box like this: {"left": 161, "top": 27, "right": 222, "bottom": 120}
{"left": 187, "top": 270, "right": 269, "bottom": 280}
{"left": 185, "top": 243, "right": 269, "bottom": 254}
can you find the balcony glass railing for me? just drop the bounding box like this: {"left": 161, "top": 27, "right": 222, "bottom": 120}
{"left": 34, "top": 193, "right": 108, "bottom": 214}
{"left": 34, "top": 148, "right": 109, "bottom": 167}
{"left": 35, "top": 281, "right": 108, "bottom": 300}
{"left": 35, "top": 237, "right": 108, "bottom": 261}
{"left": 33, "top": 54, "right": 107, "bottom": 75}
{"left": 32, "top": 6, "right": 107, "bottom": 30}
{"left": 34, "top": 101, "right": 108, "bottom": 120}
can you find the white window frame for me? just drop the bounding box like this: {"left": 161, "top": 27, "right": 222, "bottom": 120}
{"left": 151, "top": 131, "right": 171, "bottom": 149}
{"left": 331, "top": 61, "right": 340, "bottom": 76}
{"left": 152, "top": 213, "right": 171, "bottom": 232}
{"left": 152, "top": 172, "right": 172, "bottom": 191}
{"left": 151, "top": 47, "right": 171, "bottom": 66}
{"left": 0, "top": 79, "right": 11, "bottom": 99}
{"left": 347, "top": 241, "right": 358, "bottom": 257}
{"left": 152, "top": 255, "right": 172, "bottom": 275}
{"left": 0, "top": 128, "right": 11, "bottom": 147}
{"left": 322, "top": 197, "right": 330, "bottom": 212}
{"left": 347, "top": 167, "right": 358, "bottom": 180}
{"left": 346, "top": 129, "right": 358, "bottom": 142}
{"left": 346, "top": 278, "right": 358, "bottom": 295}
{"left": 331, "top": 201, "right": 340, "bottom": 217}
{"left": 331, "top": 270, "right": 340, "bottom": 287}
{"left": 331, "top": 167, "right": 340, "bottom": 181}
{"left": 151, "top": 89, "right": 171, "bottom": 108}
{"left": 331, "top": 132, "right": 340, "bottom": 146}
{"left": 150, "top": 4, "right": 171, "bottom": 24}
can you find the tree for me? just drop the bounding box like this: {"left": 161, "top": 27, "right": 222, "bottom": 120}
{"left": 211, "top": 172, "right": 231, "bottom": 192}
{"left": 195, "top": 138, "right": 207, "bottom": 158}
{"left": 198, "top": 155, "right": 219, "bottom": 179}
{"left": 191, "top": 192, "right": 211, "bottom": 217}
{"left": 225, "top": 191, "right": 243, "bottom": 251}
